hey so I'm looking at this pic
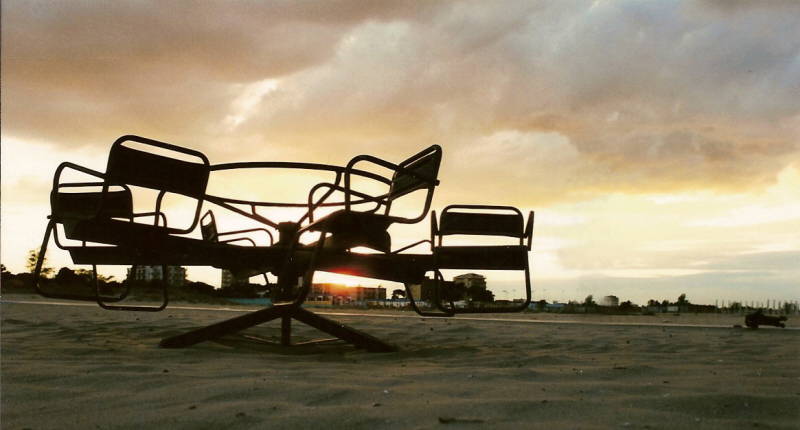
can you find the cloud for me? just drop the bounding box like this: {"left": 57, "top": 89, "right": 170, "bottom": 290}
{"left": 2, "top": 0, "right": 799, "bottom": 204}
{"left": 689, "top": 202, "right": 800, "bottom": 227}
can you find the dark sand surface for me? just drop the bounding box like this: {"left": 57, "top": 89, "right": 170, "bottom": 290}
{"left": 2, "top": 295, "right": 798, "bottom": 429}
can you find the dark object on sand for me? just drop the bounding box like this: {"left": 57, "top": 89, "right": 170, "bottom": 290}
{"left": 32, "top": 135, "right": 534, "bottom": 352}
{"left": 744, "top": 310, "right": 787, "bottom": 329}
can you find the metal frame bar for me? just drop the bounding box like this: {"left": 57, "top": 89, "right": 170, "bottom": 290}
{"left": 33, "top": 223, "right": 170, "bottom": 311}
{"left": 206, "top": 161, "right": 392, "bottom": 228}
{"left": 403, "top": 205, "right": 534, "bottom": 316}
{"left": 95, "top": 263, "right": 170, "bottom": 312}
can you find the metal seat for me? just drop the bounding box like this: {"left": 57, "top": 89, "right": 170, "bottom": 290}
{"left": 34, "top": 135, "right": 210, "bottom": 311}
{"left": 407, "top": 205, "right": 533, "bottom": 316}
{"left": 279, "top": 144, "right": 443, "bottom": 305}
{"left": 304, "top": 144, "right": 442, "bottom": 251}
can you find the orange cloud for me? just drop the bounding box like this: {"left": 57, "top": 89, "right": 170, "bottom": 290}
{"left": 2, "top": 1, "right": 798, "bottom": 205}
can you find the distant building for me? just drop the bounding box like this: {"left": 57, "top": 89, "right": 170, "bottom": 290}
{"left": 310, "top": 283, "right": 348, "bottom": 297}
{"left": 129, "top": 265, "right": 186, "bottom": 287}
{"left": 406, "top": 277, "right": 457, "bottom": 302}
{"left": 352, "top": 285, "right": 386, "bottom": 301}
{"left": 307, "top": 283, "right": 386, "bottom": 304}
{"left": 453, "top": 273, "right": 486, "bottom": 289}
{"left": 221, "top": 269, "right": 248, "bottom": 288}
{"left": 407, "top": 283, "right": 422, "bottom": 301}
{"left": 600, "top": 295, "right": 620, "bottom": 307}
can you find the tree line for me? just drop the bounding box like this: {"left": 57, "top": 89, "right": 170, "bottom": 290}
{"left": 0, "top": 248, "right": 268, "bottom": 302}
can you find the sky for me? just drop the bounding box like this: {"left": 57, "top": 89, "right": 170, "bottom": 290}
{"left": 2, "top": 1, "right": 799, "bottom": 306}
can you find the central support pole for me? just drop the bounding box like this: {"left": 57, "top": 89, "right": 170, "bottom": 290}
{"left": 158, "top": 229, "right": 399, "bottom": 353}
{"left": 281, "top": 314, "right": 292, "bottom": 347}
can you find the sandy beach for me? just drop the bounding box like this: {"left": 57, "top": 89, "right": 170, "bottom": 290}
{"left": 2, "top": 294, "right": 798, "bottom": 429}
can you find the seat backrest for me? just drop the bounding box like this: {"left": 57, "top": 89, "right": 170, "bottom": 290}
{"left": 106, "top": 136, "right": 210, "bottom": 198}
{"left": 438, "top": 211, "right": 523, "bottom": 238}
{"left": 105, "top": 135, "right": 210, "bottom": 233}
{"left": 54, "top": 187, "right": 133, "bottom": 220}
{"left": 381, "top": 144, "right": 442, "bottom": 224}
{"left": 388, "top": 144, "right": 442, "bottom": 202}
{"left": 435, "top": 205, "right": 533, "bottom": 248}
{"left": 307, "top": 144, "right": 441, "bottom": 227}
